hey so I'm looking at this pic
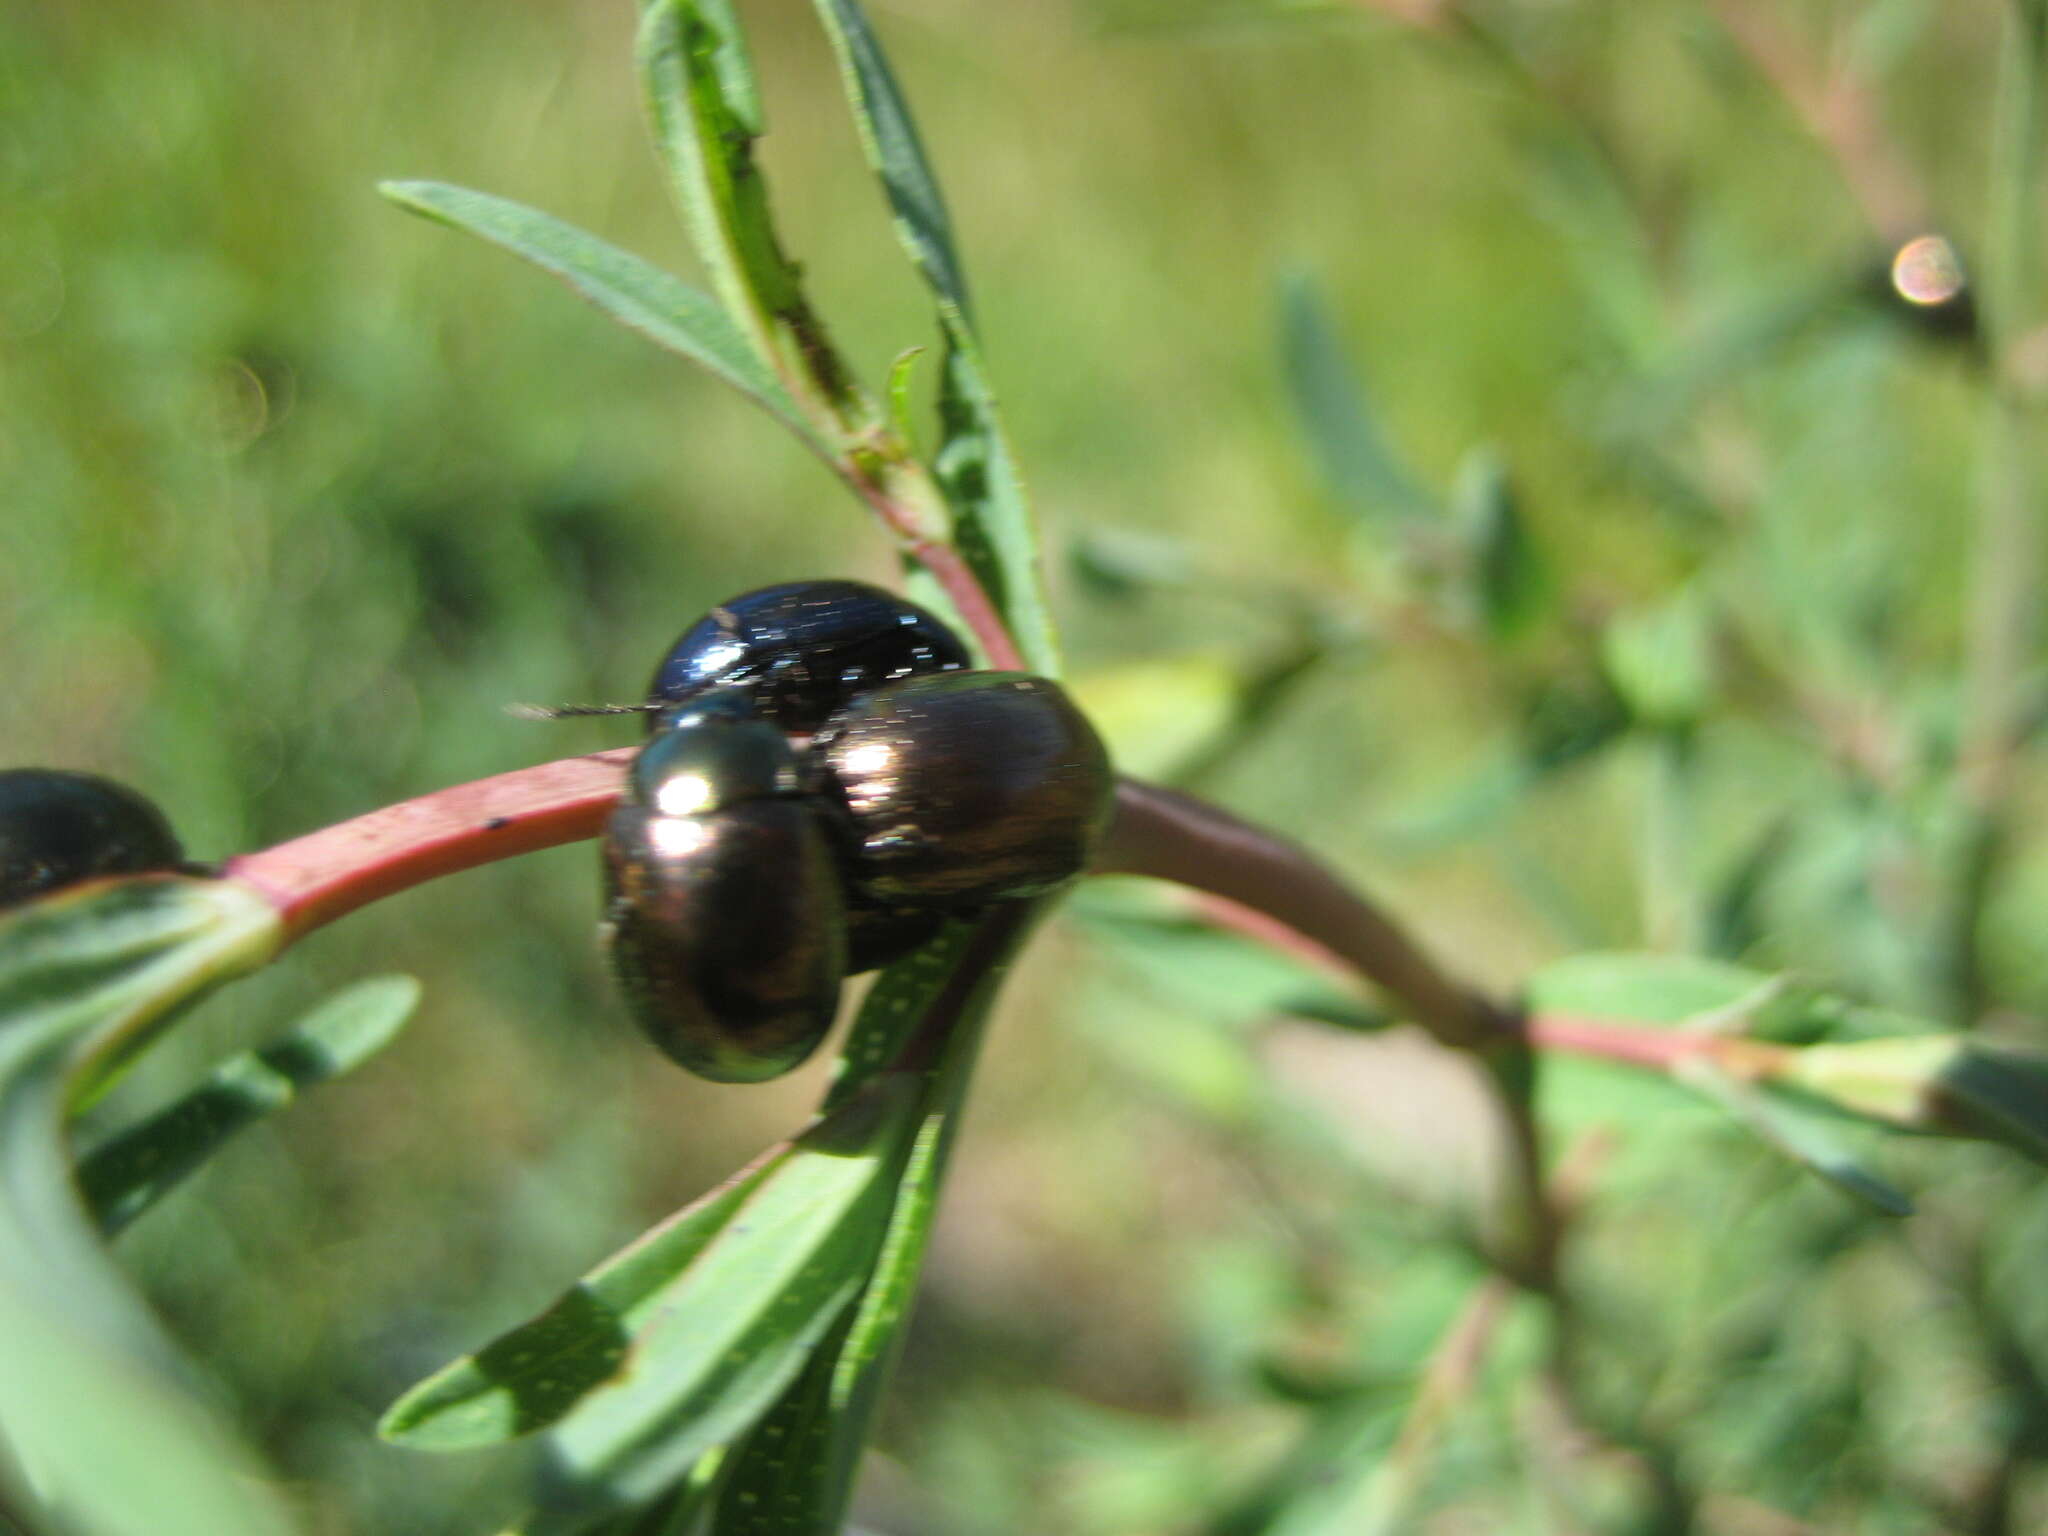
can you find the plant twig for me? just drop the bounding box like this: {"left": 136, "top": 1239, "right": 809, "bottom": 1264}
{"left": 1098, "top": 779, "right": 1513, "bottom": 1051}
{"left": 226, "top": 758, "right": 1753, "bottom": 1102}
{"left": 836, "top": 457, "right": 1027, "bottom": 671}
{"left": 223, "top": 749, "right": 632, "bottom": 939}
{"left": 1099, "top": 779, "right": 1578, "bottom": 1287}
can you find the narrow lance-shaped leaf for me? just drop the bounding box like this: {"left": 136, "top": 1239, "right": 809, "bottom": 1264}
{"left": 1676, "top": 1056, "right": 1915, "bottom": 1216}
{"left": 80, "top": 974, "right": 420, "bottom": 1235}
{"left": 713, "top": 908, "right": 1039, "bottom": 1533}
{"left": 1278, "top": 272, "right": 1439, "bottom": 528}
{"left": 923, "top": 328, "right": 1063, "bottom": 675}
{"left": 507, "top": 1074, "right": 922, "bottom": 1534}
{"left": 809, "top": 0, "right": 1063, "bottom": 674}
{"left": 1766, "top": 1035, "right": 2048, "bottom": 1165}
{"left": 0, "top": 876, "right": 297, "bottom": 1536}
{"left": 808, "top": 0, "right": 971, "bottom": 321}
{"left": 1599, "top": 585, "right": 1717, "bottom": 730}
{"left": 382, "top": 1150, "right": 782, "bottom": 1449}
{"left": 378, "top": 180, "right": 819, "bottom": 449}
{"left": 638, "top": 0, "right": 861, "bottom": 417}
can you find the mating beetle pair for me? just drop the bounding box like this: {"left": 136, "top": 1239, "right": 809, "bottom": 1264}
{"left": 602, "top": 580, "right": 1113, "bottom": 1083}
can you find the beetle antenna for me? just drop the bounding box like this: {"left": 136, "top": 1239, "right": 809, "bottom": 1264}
{"left": 506, "top": 701, "right": 663, "bottom": 721}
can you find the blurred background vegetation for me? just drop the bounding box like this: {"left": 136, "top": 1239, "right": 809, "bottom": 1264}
{"left": 4, "top": 0, "right": 2047, "bottom": 1531}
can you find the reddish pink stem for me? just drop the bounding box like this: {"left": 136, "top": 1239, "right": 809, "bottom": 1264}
{"left": 223, "top": 749, "right": 633, "bottom": 940}
{"left": 219, "top": 756, "right": 1736, "bottom": 1084}
{"left": 835, "top": 460, "right": 1027, "bottom": 672}
{"left": 910, "top": 539, "right": 1026, "bottom": 672}
{"left": 1527, "top": 1014, "right": 1787, "bottom": 1076}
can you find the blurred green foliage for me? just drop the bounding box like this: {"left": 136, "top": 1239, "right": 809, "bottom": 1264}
{"left": 5, "top": 0, "right": 2048, "bottom": 1531}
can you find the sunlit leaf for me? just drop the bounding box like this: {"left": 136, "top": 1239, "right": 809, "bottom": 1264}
{"left": 1525, "top": 950, "right": 1778, "bottom": 1025}
{"left": 386, "top": 1072, "right": 917, "bottom": 1467}
{"left": 808, "top": 0, "right": 970, "bottom": 320}
{"left": 496, "top": 1076, "right": 919, "bottom": 1534}
{"left": 0, "top": 876, "right": 294, "bottom": 1535}
{"left": 711, "top": 912, "right": 1037, "bottom": 1533}
{"left": 378, "top": 181, "right": 815, "bottom": 445}
{"left": 1071, "top": 657, "right": 1242, "bottom": 781}
{"left": 809, "top": 0, "right": 1063, "bottom": 674}
{"left": 1770, "top": 1036, "right": 2048, "bottom": 1164}
{"left": 637, "top": 0, "right": 841, "bottom": 413}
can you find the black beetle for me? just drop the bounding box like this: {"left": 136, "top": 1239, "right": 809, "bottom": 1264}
{"left": 0, "top": 769, "right": 185, "bottom": 913}
{"left": 646, "top": 579, "right": 971, "bottom": 734}
{"left": 602, "top": 583, "right": 1113, "bottom": 1085}
{"left": 600, "top": 689, "right": 849, "bottom": 1082}
{"left": 810, "top": 671, "right": 1114, "bottom": 909}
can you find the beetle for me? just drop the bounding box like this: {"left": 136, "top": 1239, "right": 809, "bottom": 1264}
{"left": 600, "top": 689, "right": 849, "bottom": 1082}
{"left": 0, "top": 768, "right": 185, "bottom": 913}
{"left": 598, "top": 581, "right": 1114, "bottom": 1084}
{"left": 645, "top": 578, "right": 972, "bottom": 734}
{"left": 809, "top": 671, "right": 1114, "bottom": 909}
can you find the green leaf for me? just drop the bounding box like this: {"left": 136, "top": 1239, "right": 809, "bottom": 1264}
{"left": 80, "top": 975, "right": 419, "bottom": 1234}
{"left": 1675, "top": 1057, "right": 1915, "bottom": 1216}
{"left": 385, "top": 1073, "right": 916, "bottom": 1468}
{"left": 1524, "top": 951, "right": 1927, "bottom": 1046}
{"left": 1703, "top": 814, "right": 1796, "bottom": 961}
{"left": 1066, "top": 526, "right": 1198, "bottom": 599}
{"left": 927, "top": 329, "right": 1063, "bottom": 675}
{"left": 1278, "top": 272, "right": 1438, "bottom": 528}
{"left": 1930, "top": 1046, "right": 2048, "bottom": 1162}
{"left": 377, "top": 180, "right": 816, "bottom": 445}
{"left": 808, "top": 0, "right": 1062, "bottom": 674}
{"left": 0, "top": 876, "right": 296, "bottom": 1536}
{"left": 1768, "top": 1036, "right": 2048, "bottom": 1165}
{"left": 712, "top": 910, "right": 1039, "bottom": 1534}
{"left": 578, "top": 1450, "right": 726, "bottom": 1536}
{"left": 808, "top": 0, "right": 970, "bottom": 319}
{"left": 1450, "top": 448, "right": 1548, "bottom": 639}
{"left": 822, "top": 916, "right": 993, "bottom": 1113}
{"left": 457, "top": 1073, "right": 923, "bottom": 1534}
{"left": 382, "top": 1157, "right": 775, "bottom": 1449}
{"left": 885, "top": 346, "right": 925, "bottom": 449}
{"left": 638, "top": 0, "right": 856, "bottom": 416}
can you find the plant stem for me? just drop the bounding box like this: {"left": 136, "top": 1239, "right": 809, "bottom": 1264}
{"left": 223, "top": 758, "right": 1737, "bottom": 1093}
{"left": 1098, "top": 779, "right": 1575, "bottom": 1284}
{"left": 1523, "top": 1014, "right": 1787, "bottom": 1077}
{"left": 837, "top": 456, "right": 1026, "bottom": 671}
{"left": 1097, "top": 779, "right": 1513, "bottom": 1051}
{"left": 223, "top": 749, "right": 632, "bottom": 939}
